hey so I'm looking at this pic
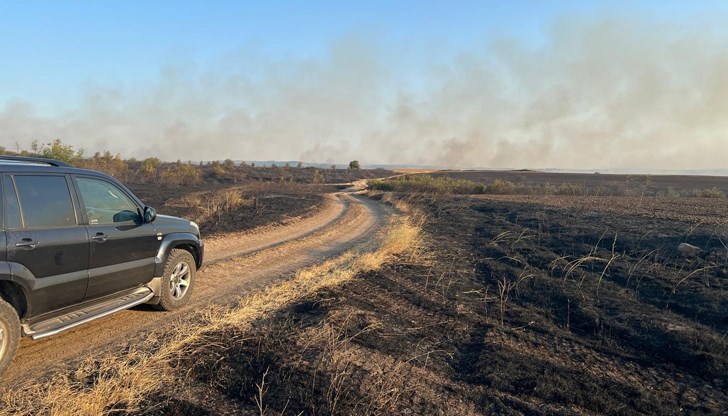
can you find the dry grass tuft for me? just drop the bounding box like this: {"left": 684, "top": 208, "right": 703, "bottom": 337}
{"left": 1, "top": 351, "right": 170, "bottom": 416}
{"left": 0, "top": 212, "right": 420, "bottom": 416}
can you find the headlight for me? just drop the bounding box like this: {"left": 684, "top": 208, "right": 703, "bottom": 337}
{"left": 190, "top": 221, "right": 199, "bottom": 233}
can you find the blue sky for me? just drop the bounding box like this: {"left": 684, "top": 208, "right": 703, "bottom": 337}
{"left": 2, "top": 1, "right": 728, "bottom": 168}
{"left": 3, "top": 0, "right": 723, "bottom": 112}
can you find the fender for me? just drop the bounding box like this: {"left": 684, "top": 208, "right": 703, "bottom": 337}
{"left": 153, "top": 232, "right": 204, "bottom": 277}
{"left": 5, "top": 262, "right": 36, "bottom": 291}
{"left": 0, "top": 261, "right": 36, "bottom": 317}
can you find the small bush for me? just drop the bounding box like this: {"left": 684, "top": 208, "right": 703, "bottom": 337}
{"left": 554, "top": 183, "right": 586, "bottom": 196}
{"left": 665, "top": 187, "right": 681, "bottom": 198}
{"left": 487, "top": 179, "right": 515, "bottom": 194}
{"left": 159, "top": 162, "right": 201, "bottom": 185}
{"left": 690, "top": 187, "right": 725, "bottom": 198}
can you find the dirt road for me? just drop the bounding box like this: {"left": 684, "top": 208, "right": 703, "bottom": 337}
{"left": 1, "top": 189, "right": 389, "bottom": 387}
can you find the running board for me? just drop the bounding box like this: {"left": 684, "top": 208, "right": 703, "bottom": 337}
{"left": 23, "top": 287, "right": 154, "bottom": 340}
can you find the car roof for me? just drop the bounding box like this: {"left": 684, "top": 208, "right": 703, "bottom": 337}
{"left": 0, "top": 156, "right": 119, "bottom": 181}
{"left": 0, "top": 155, "right": 73, "bottom": 167}
{"left": 0, "top": 163, "right": 100, "bottom": 175}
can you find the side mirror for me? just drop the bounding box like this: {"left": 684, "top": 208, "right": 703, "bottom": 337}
{"left": 143, "top": 206, "right": 157, "bottom": 223}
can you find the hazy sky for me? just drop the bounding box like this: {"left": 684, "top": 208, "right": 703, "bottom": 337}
{"left": 2, "top": 1, "right": 728, "bottom": 168}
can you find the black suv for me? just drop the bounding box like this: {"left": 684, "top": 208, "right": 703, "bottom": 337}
{"left": 0, "top": 156, "right": 204, "bottom": 375}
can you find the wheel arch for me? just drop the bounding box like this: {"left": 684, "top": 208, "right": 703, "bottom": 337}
{"left": 154, "top": 233, "right": 204, "bottom": 276}
{"left": 0, "top": 280, "right": 28, "bottom": 319}
{"left": 174, "top": 243, "right": 201, "bottom": 268}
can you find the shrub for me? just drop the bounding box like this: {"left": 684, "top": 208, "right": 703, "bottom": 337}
{"left": 76, "top": 151, "right": 131, "bottom": 181}
{"left": 159, "top": 162, "right": 201, "bottom": 185}
{"left": 488, "top": 179, "right": 515, "bottom": 194}
{"left": 212, "top": 164, "right": 226, "bottom": 179}
{"left": 665, "top": 187, "right": 681, "bottom": 198}
{"left": 141, "top": 157, "right": 160, "bottom": 173}
{"left": 34, "top": 139, "right": 84, "bottom": 163}
{"left": 690, "top": 187, "right": 725, "bottom": 198}
{"left": 555, "top": 183, "right": 586, "bottom": 196}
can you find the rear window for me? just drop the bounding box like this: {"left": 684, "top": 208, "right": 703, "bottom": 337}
{"left": 14, "top": 175, "right": 76, "bottom": 228}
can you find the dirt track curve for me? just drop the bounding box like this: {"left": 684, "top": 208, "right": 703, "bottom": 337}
{"left": 1, "top": 187, "right": 390, "bottom": 387}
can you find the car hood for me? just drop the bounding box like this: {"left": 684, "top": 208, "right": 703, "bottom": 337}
{"left": 153, "top": 214, "right": 200, "bottom": 237}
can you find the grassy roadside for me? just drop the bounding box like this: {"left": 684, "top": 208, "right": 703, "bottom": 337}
{"left": 370, "top": 173, "right": 728, "bottom": 198}
{"left": 0, "top": 208, "right": 421, "bottom": 415}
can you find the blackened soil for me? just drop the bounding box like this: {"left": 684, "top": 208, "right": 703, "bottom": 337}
{"left": 141, "top": 193, "right": 727, "bottom": 415}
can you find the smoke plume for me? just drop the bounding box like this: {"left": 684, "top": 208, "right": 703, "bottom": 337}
{"left": 2, "top": 15, "right": 728, "bottom": 169}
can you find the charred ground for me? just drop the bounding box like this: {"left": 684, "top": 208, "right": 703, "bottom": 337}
{"left": 140, "top": 172, "right": 726, "bottom": 415}
{"left": 430, "top": 170, "right": 728, "bottom": 197}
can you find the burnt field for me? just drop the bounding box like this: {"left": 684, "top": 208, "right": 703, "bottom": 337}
{"left": 430, "top": 169, "right": 728, "bottom": 197}
{"left": 133, "top": 187, "right": 727, "bottom": 415}
{"left": 115, "top": 170, "right": 728, "bottom": 414}
{"left": 413, "top": 194, "right": 728, "bottom": 413}
{"left": 288, "top": 191, "right": 727, "bottom": 414}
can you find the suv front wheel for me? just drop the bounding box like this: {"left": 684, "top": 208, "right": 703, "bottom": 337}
{"left": 0, "top": 299, "right": 20, "bottom": 375}
{"left": 154, "top": 249, "right": 197, "bottom": 311}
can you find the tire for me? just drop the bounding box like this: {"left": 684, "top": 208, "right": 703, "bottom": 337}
{"left": 154, "top": 249, "right": 197, "bottom": 311}
{"left": 0, "top": 298, "right": 20, "bottom": 376}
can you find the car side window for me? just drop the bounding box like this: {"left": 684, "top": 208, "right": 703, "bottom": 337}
{"left": 14, "top": 175, "right": 76, "bottom": 228}
{"left": 75, "top": 177, "right": 140, "bottom": 225}
{"left": 3, "top": 176, "right": 21, "bottom": 229}
{"left": 0, "top": 176, "right": 3, "bottom": 229}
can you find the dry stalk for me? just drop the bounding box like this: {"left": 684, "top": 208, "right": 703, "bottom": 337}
{"left": 255, "top": 367, "right": 270, "bottom": 416}
{"left": 498, "top": 278, "right": 513, "bottom": 327}
{"left": 596, "top": 234, "right": 620, "bottom": 296}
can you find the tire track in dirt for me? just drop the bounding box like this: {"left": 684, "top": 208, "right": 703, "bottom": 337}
{"left": 0, "top": 190, "right": 390, "bottom": 387}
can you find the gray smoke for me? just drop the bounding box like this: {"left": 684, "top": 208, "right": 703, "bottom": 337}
{"left": 2, "top": 15, "right": 728, "bottom": 169}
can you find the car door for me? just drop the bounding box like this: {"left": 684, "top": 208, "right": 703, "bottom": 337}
{"left": 73, "top": 176, "right": 159, "bottom": 300}
{"left": 4, "top": 174, "right": 89, "bottom": 316}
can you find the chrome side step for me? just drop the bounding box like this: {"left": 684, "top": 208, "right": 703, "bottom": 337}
{"left": 23, "top": 287, "right": 154, "bottom": 340}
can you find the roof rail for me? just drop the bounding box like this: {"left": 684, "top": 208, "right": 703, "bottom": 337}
{"left": 0, "top": 155, "right": 73, "bottom": 167}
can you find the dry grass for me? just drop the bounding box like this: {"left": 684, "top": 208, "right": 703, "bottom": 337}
{"left": 0, "top": 210, "right": 421, "bottom": 416}
{"left": 178, "top": 188, "right": 253, "bottom": 226}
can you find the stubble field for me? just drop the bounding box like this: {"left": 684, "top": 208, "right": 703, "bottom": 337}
{"left": 150, "top": 171, "right": 727, "bottom": 415}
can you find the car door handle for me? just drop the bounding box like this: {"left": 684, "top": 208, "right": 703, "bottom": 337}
{"left": 91, "top": 233, "right": 108, "bottom": 243}
{"left": 15, "top": 238, "right": 39, "bottom": 249}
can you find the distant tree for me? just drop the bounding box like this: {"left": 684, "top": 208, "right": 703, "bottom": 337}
{"left": 348, "top": 160, "right": 360, "bottom": 170}
{"left": 141, "top": 157, "right": 161, "bottom": 175}
{"left": 36, "top": 139, "right": 83, "bottom": 163}
{"left": 330, "top": 164, "right": 337, "bottom": 171}
{"left": 223, "top": 159, "right": 235, "bottom": 169}
{"left": 297, "top": 161, "right": 303, "bottom": 168}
